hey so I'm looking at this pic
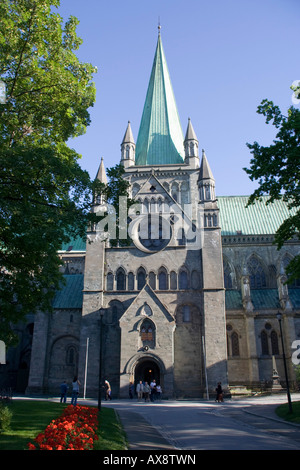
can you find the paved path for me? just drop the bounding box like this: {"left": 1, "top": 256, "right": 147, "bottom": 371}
{"left": 95, "top": 393, "right": 300, "bottom": 451}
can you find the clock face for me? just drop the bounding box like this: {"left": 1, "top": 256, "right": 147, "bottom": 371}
{"left": 129, "top": 214, "right": 172, "bottom": 253}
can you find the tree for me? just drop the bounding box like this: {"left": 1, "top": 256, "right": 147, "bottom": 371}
{"left": 0, "top": 0, "right": 97, "bottom": 345}
{"left": 244, "top": 93, "right": 300, "bottom": 282}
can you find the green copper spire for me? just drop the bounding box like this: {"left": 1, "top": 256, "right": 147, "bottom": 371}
{"left": 135, "top": 33, "right": 184, "bottom": 165}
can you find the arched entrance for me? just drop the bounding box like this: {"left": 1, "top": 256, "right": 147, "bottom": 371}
{"left": 134, "top": 358, "right": 161, "bottom": 386}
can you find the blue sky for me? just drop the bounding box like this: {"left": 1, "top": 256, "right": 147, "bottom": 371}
{"left": 56, "top": 0, "right": 299, "bottom": 196}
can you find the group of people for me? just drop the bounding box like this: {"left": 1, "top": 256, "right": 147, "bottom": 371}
{"left": 59, "top": 377, "right": 112, "bottom": 405}
{"left": 59, "top": 377, "right": 81, "bottom": 405}
{"left": 130, "top": 379, "right": 162, "bottom": 402}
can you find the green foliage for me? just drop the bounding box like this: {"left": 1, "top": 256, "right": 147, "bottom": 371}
{"left": 0, "top": 403, "right": 12, "bottom": 433}
{"left": 244, "top": 94, "right": 300, "bottom": 281}
{"left": 0, "top": 0, "right": 96, "bottom": 146}
{"left": 0, "top": 0, "right": 97, "bottom": 345}
{"left": 94, "top": 407, "right": 127, "bottom": 450}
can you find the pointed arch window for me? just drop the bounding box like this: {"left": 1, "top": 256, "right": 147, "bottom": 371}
{"left": 231, "top": 332, "right": 240, "bottom": 356}
{"left": 261, "top": 330, "right": 269, "bottom": 355}
{"left": 158, "top": 268, "right": 168, "bottom": 290}
{"left": 179, "top": 270, "right": 188, "bottom": 289}
{"left": 140, "top": 318, "right": 155, "bottom": 349}
{"left": 149, "top": 272, "right": 156, "bottom": 290}
{"left": 247, "top": 256, "right": 266, "bottom": 289}
{"left": 182, "top": 305, "right": 191, "bottom": 322}
{"left": 137, "top": 267, "right": 146, "bottom": 290}
{"left": 116, "top": 268, "right": 126, "bottom": 290}
{"left": 271, "top": 330, "right": 279, "bottom": 355}
{"left": 170, "top": 271, "right": 177, "bottom": 290}
{"left": 106, "top": 272, "right": 114, "bottom": 291}
{"left": 128, "top": 272, "right": 134, "bottom": 290}
{"left": 223, "top": 262, "right": 233, "bottom": 289}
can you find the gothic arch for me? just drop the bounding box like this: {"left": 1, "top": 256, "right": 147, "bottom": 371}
{"left": 116, "top": 267, "right": 126, "bottom": 290}
{"left": 158, "top": 265, "right": 169, "bottom": 290}
{"left": 246, "top": 254, "right": 267, "bottom": 289}
{"left": 124, "top": 352, "right": 167, "bottom": 377}
{"left": 137, "top": 266, "right": 147, "bottom": 290}
{"left": 223, "top": 256, "right": 236, "bottom": 289}
{"left": 178, "top": 266, "right": 189, "bottom": 289}
{"left": 48, "top": 335, "right": 79, "bottom": 385}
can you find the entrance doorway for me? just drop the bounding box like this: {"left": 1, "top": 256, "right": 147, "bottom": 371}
{"left": 135, "top": 359, "right": 160, "bottom": 386}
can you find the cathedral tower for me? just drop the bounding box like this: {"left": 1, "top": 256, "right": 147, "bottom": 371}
{"left": 77, "top": 30, "right": 228, "bottom": 398}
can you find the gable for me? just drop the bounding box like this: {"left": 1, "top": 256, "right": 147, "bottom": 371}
{"left": 120, "top": 283, "right": 175, "bottom": 326}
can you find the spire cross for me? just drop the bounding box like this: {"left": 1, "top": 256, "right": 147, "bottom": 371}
{"left": 158, "top": 18, "right": 161, "bottom": 35}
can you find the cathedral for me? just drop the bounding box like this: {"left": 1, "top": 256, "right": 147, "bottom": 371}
{"left": 2, "top": 32, "right": 300, "bottom": 398}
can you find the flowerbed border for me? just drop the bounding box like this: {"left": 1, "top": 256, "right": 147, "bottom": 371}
{"left": 28, "top": 405, "right": 99, "bottom": 450}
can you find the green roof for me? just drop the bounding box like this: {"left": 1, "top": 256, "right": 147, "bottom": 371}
{"left": 60, "top": 236, "right": 86, "bottom": 252}
{"left": 135, "top": 34, "right": 184, "bottom": 165}
{"left": 52, "top": 274, "right": 83, "bottom": 309}
{"left": 218, "top": 196, "right": 297, "bottom": 236}
{"left": 226, "top": 288, "right": 300, "bottom": 310}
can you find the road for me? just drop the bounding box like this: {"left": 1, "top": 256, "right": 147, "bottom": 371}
{"left": 97, "top": 393, "right": 300, "bottom": 451}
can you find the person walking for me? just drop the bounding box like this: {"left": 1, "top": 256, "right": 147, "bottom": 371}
{"left": 71, "top": 377, "right": 80, "bottom": 406}
{"left": 156, "top": 384, "right": 162, "bottom": 401}
{"left": 143, "top": 381, "right": 150, "bottom": 402}
{"left": 129, "top": 381, "right": 134, "bottom": 399}
{"left": 216, "top": 382, "right": 223, "bottom": 402}
{"left": 150, "top": 379, "right": 157, "bottom": 402}
{"left": 59, "top": 381, "right": 68, "bottom": 403}
{"left": 136, "top": 380, "right": 144, "bottom": 401}
{"left": 104, "top": 380, "right": 112, "bottom": 400}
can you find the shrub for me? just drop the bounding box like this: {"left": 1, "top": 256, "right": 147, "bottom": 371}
{"left": 0, "top": 403, "right": 12, "bottom": 433}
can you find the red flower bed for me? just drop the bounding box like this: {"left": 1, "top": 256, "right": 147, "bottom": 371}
{"left": 28, "top": 405, "right": 99, "bottom": 450}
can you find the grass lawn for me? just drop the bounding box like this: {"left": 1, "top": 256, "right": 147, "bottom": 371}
{"left": 276, "top": 401, "right": 300, "bottom": 424}
{"left": 0, "top": 400, "right": 127, "bottom": 450}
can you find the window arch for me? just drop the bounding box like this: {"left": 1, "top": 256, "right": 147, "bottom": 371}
{"left": 182, "top": 305, "right": 191, "bottom": 322}
{"left": 106, "top": 272, "right": 114, "bottom": 291}
{"left": 140, "top": 318, "right": 155, "bottom": 349}
{"left": 158, "top": 267, "right": 168, "bottom": 290}
{"left": 179, "top": 269, "right": 188, "bottom": 289}
{"left": 170, "top": 271, "right": 177, "bottom": 290}
{"left": 171, "top": 182, "right": 179, "bottom": 202}
{"left": 247, "top": 255, "right": 267, "bottom": 289}
{"left": 261, "top": 330, "right": 269, "bottom": 355}
{"left": 271, "top": 330, "right": 279, "bottom": 355}
{"left": 137, "top": 267, "right": 146, "bottom": 290}
{"left": 66, "top": 345, "right": 78, "bottom": 366}
{"left": 149, "top": 271, "right": 156, "bottom": 290}
{"left": 116, "top": 268, "right": 126, "bottom": 290}
{"left": 128, "top": 272, "right": 134, "bottom": 290}
{"left": 231, "top": 332, "right": 240, "bottom": 356}
{"left": 223, "top": 261, "right": 233, "bottom": 289}
{"left": 226, "top": 325, "right": 240, "bottom": 357}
